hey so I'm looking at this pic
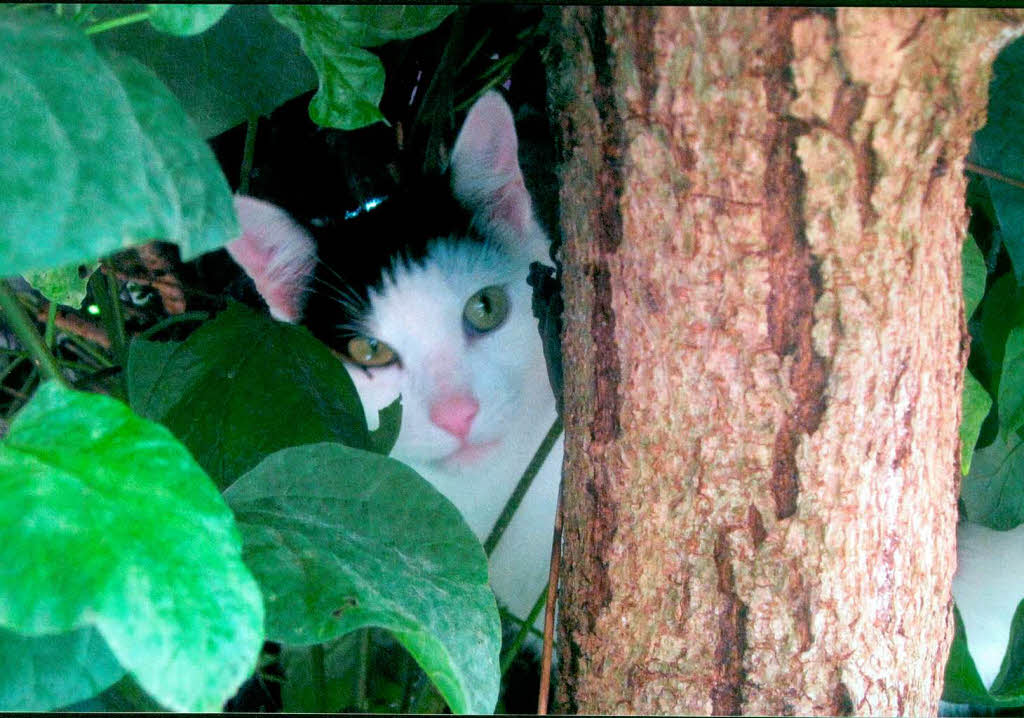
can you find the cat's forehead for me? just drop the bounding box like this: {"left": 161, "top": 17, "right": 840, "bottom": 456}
{"left": 362, "top": 238, "right": 520, "bottom": 330}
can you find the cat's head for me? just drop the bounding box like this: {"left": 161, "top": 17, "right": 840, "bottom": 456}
{"left": 227, "top": 91, "right": 554, "bottom": 475}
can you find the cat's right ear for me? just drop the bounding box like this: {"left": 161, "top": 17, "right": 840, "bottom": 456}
{"left": 226, "top": 195, "right": 317, "bottom": 323}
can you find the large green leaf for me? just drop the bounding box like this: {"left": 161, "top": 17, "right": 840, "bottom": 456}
{"left": 944, "top": 601, "right": 1024, "bottom": 709}
{"left": 0, "top": 626, "right": 124, "bottom": 711}
{"left": 224, "top": 442, "right": 501, "bottom": 714}
{"left": 973, "top": 36, "right": 1024, "bottom": 282}
{"left": 126, "top": 303, "right": 369, "bottom": 490}
{"left": 147, "top": 4, "right": 230, "bottom": 36}
{"left": 0, "top": 9, "right": 237, "bottom": 276}
{"left": 973, "top": 274, "right": 1024, "bottom": 398}
{"left": 962, "top": 370, "right": 993, "bottom": 475}
{"left": 93, "top": 5, "right": 316, "bottom": 139}
{"left": 270, "top": 5, "right": 454, "bottom": 130}
{"left": 1001, "top": 325, "right": 1024, "bottom": 440}
{"left": 962, "top": 427, "right": 1024, "bottom": 529}
{"left": 963, "top": 234, "right": 986, "bottom": 321}
{"left": 0, "top": 382, "right": 264, "bottom": 712}
{"left": 943, "top": 606, "right": 992, "bottom": 706}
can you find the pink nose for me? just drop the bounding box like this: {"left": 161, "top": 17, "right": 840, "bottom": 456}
{"left": 429, "top": 395, "right": 479, "bottom": 440}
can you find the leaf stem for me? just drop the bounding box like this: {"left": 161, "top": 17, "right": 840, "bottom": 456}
{"left": 0, "top": 281, "right": 69, "bottom": 388}
{"left": 83, "top": 10, "right": 150, "bottom": 35}
{"left": 311, "top": 643, "right": 328, "bottom": 712}
{"left": 500, "top": 585, "right": 547, "bottom": 675}
{"left": 238, "top": 115, "right": 260, "bottom": 195}
{"left": 484, "top": 415, "right": 562, "bottom": 556}
{"left": 356, "top": 628, "right": 370, "bottom": 711}
{"left": 137, "top": 311, "right": 209, "bottom": 341}
{"left": 964, "top": 160, "right": 1024, "bottom": 192}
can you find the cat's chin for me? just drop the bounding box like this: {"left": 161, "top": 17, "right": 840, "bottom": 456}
{"left": 434, "top": 438, "right": 501, "bottom": 472}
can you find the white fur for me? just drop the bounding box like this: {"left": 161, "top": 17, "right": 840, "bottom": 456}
{"left": 952, "top": 522, "right": 1024, "bottom": 690}
{"left": 345, "top": 238, "right": 560, "bottom": 622}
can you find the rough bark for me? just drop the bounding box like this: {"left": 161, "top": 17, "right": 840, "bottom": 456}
{"left": 547, "top": 7, "right": 1024, "bottom": 715}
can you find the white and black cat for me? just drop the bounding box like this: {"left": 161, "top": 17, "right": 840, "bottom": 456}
{"left": 226, "top": 90, "right": 1024, "bottom": 703}
{"left": 226, "top": 91, "right": 561, "bottom": 626}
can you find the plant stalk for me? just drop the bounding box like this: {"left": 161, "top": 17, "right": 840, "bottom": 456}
{"left": 0, "top": 281, "right": 69, "bottom": 388}
{"left": 484, "top": 415, "right": 562, "bottom": 556}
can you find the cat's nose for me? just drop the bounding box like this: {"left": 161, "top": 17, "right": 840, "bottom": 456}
{"left": 429, "top": 395, "right": 479, "bottom": 440}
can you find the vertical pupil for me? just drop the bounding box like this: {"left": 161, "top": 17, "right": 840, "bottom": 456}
{"left": 479, "top": 294, "right": 491, "bottom": 314}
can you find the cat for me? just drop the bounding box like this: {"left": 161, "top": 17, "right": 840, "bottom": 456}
{"left": 226, "top": 89, "right": 1024, "bottom": 705}
{"left": 226, "top": 90, "right": 562, "bottom": 627}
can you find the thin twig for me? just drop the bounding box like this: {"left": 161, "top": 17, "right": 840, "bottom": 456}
{"left": 0, "top": 281, "right": 69, "bottom": 387}
{"left": 484, "top": 415, "right": 563, "bottom": 556}
{"left": 964, "top": 160, "right": 1024, "bottom": 192}
{"left": 537, "top": 479, "right": 564, "bottom": 715}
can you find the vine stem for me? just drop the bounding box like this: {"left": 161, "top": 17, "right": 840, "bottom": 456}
{"left": 83, "top": 10, "right": 150, "bottom": 35}
{"left": 484, "top": 415, "right": 563, "bottom": 556}
{"left": 0, "top": 281, "right": 69, "bottom": 388}
{"left": 964, "top": 160, "right": 1024, "bottom": 191}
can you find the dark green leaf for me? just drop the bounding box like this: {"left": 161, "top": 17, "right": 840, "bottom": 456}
{"left": 1001, "top": 325, "right": 1024, "bottom": 439}
{"left": 147, "top": 4, "right": 230, "bottom": 36}
{"left": 280, "top": 630, "right": 411, "bottom": 713}
{"left": 224, "top": 442, "right": 501, "bottom": 714}
{"left": 0, "top": 10, "right": 237, "bottom": 276}
{"left": 962, "top": 427, "right": 1024, "bottom": 529}
{"left": 974, "top": 274, "right": 1024, "bottom": 398}
{"left": 0, "top": 382, "right": 263, "bottom": 712}
{"left": 973, "top": 36, "right": 1024, "bottom": 282}
{"left": 93, "top": 5, "right": 316, "bottom": 139}
{"left": 368, "top": 397, "right": 402, "bottom": 455}
{"left": 962, "top": 370, "right": 993, "bottom": 476}
{"left": 991, "top": 597, "right": 1024, "bottom": 700}
{"left": 125, "top": 303, "right": 369, "bottom": 490}
{"left": 963, "top": 234, "right": 986, "bottom": 321}
{"left": 269, "top": 6, "right": 455, "bottom": 131}
{"left": 943, "top": 606, "right": 992, "bottom": 706}
{"left": 0, "top": 626, "right": 124, "bottom": 711}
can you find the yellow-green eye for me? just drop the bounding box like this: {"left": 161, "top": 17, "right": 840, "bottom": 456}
{"left": 463, "top": 285, "right": 509, "bottom": 334}
{"left": 345, "top": 336, "right": 397, "bottom": 367}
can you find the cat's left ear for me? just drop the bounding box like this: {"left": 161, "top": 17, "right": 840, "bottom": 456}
{"left": 450, "top": 91, "right": 544, "bottom": 255}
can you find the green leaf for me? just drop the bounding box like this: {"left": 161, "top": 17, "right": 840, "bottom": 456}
{"left": 0, "top": 10, "right": 238, "bottom": 276}
{"left": 0, "top": 382, "right": 264, "bottom": 712}
{"left": 280, "top": 630, "right": 412, "bottom": 713}
{"left": 991, "top": 597, "right": 1024, "bottom": 701}
{"left": 963, "top": 233, "right": 986, "bottom": 321}
{"left": 147, "top": 4, "right": 230, "bottom": 36}
{"left": 943, "top": 605, "right": 992, "bottom": 705}
{"left": 368, "top": 397, "right": 402, "bottom": 455}
{"left": 269, "top": 5, "right": 455, "bottom": 130}
{"left": 103, "top": 51, "right": 239, "bottom": 260}
{"left": 93, "top": 5, "right": 317, "bottom": 139}
{"left": 21, "top": 262, "right": 94, "bottom": 308}
{"left": 0, "top": 626, "right": 124, "bottom": 711}
{"left": 973, "top": 274, "right": 1024, "bottom": 398}
{"left": 962, "top": 370, "right": 993, "bottom": 475}
{"left": 1001, "top": 325, "right": 1024, "bottom": 439}
{"left": 973, "top": 36, "right": 1024, "bottom": 282}
{"left": 224, "top": 442, "right": 501, "bottom": 714}
{"left": 962, "top": 427, "right": 1024, "bottom": 529}
{"left": 125, "top": 303, "right": 369, "bottom": 490}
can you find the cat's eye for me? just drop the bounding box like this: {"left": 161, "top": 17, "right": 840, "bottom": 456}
{"left": 463, "top": 285, "right": 509, "bottom": 334}
{"left": 346, "top": 336, "right": 398, "bottom": 367}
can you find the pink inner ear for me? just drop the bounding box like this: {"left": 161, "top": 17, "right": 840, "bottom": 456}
{"left": 227, "top": 195, "right": 316, "bottom": 323}
{"left": 450, "top": 92, "right": 534, "bottom": 234}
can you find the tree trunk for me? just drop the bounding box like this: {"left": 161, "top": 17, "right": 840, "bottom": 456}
{"left": 546, "top": 7, "right": 1024, "bottom": 715}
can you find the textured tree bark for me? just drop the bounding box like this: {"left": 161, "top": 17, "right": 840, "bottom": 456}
{"left": 546, "top": 7, "right": 1024, "bottom": 715}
